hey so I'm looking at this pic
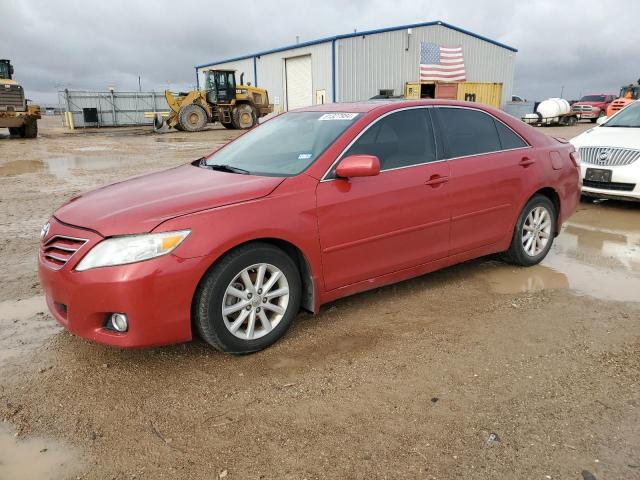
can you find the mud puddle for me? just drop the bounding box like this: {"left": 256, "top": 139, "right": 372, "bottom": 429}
{"left": 481, "top": 201, "right": 640, "bottom": 302}
{"left": 0, "top": 155, "right": 135, "bottom": 178}
{"left": 0, "top": 296, "right": 60, "bottom": 364}
{"left": 0, "top": 423, "right": 82, "bottom": 480}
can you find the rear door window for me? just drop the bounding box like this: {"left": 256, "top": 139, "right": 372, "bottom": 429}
{"left": 494, "top": 120, "right": 528, "bottom": 150}
{"left": 437, "top": 107, "right": 501, "bottom": 158}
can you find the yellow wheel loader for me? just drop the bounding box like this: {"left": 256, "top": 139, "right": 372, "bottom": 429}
{"left": 156, "top": 70, "right": 272, "bottom": 132}
{"left": 0, "top": 59, "right": 40, "bottom": 138}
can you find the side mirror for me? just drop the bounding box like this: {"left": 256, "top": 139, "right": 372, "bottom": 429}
{"left": 596, "top": 115, "right": 608, "bottom": 125}
{"left": 335, "top": 155, "right": 381, "bottom": 178}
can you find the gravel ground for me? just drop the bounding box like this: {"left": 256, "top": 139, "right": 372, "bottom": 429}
{"left": 0, "top": 117, "right": 638, "bottom": 480}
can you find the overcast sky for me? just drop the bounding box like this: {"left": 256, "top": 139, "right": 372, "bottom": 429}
{"left": 2, "top": 0, "right": 639, "bottom": 105}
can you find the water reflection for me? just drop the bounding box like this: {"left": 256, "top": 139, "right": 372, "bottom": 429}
{"left": 0, "top": 156, "right": 132, "bottom": 179}
{"left": 0, "top": 423, "right": 82, "bottom": 480}
{"left": 483, "top": 200, "right": 640, "bottom": 303}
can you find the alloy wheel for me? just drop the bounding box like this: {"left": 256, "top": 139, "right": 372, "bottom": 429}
{"left": 221, "top": 263, "right": 290, "bottom": 340}
{"left": 521, "top": 206, "right": 552, "bottom": 256}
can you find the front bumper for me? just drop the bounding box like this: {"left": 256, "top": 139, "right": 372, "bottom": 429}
{"left": 580, "top": 163, "right": 640, "bottom": 201}
{"left": 573, "top": 110, "right": 599, "bottom": 119}
{"left": 38, "top": 218, "right": 210, "bottom": 348}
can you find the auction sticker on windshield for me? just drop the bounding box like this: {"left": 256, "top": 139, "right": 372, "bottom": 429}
{"left": 318, "top": 113, "right": 359, "bottom": 121}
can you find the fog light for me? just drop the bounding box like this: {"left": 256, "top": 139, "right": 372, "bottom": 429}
{"left": 109, "top": 313, "right": 128, "bottom": 332}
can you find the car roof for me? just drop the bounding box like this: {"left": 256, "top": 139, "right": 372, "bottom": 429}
{"left": 293, "top": 99, "right": 491, "bottom": 113}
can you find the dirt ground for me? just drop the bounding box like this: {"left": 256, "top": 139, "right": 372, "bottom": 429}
{"left": 0, "top": 117, "right": 638, "bottom": 480}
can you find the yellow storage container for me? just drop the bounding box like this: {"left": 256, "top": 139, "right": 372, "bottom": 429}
{"left": 456, "top": 82, "right": 503, "bottom": 108}
{"left": 405, "top": 82, "right": 421, "bottom": 100}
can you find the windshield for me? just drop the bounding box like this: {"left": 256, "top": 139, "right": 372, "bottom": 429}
{"left": 580, "top": 95, "right": 606, "bottom": 102}
{"left": 619, "top": 86, "right": 640, "bottom": 98}
{"left": 205, "top": 111, "right": 360, "bottom": 176}
{"left": 603, "top": 102, "right": 640, "bottom": 128}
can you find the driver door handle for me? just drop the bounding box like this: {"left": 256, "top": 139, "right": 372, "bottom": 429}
{"left": 425, "top": 175, "right": 449, "bottom": 187}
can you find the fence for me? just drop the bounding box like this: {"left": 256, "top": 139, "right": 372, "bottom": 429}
{"left": 58, "top": 89, "right": 171, "bottom": 128}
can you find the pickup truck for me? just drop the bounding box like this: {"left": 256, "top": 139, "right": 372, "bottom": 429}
{"left": 571, "top": 94, "right": 616, "bottom": 122}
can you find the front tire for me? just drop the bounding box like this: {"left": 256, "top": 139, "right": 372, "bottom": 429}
{"left": 591, "top": 110, "right": 605, "bottom": 123}
{"left": 178, "top": 104, "right": 208, "bottom": 132}
{"left": 193, "top": 243, "right": 301, "bottom": 354}
{"left": 502, "top": 195, "right": 556, "bottom": 266}
{"left": 20, "top": 118, "right": 38, "bottom": 138}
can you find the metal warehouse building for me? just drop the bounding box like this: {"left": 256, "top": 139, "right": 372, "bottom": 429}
{"left": 195, "top": 20, "right": 517, "bottom": 112}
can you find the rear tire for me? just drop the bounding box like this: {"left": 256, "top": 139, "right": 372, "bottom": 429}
{"left": 502, "top": 195, "right": 556, "bottom": 266}
{"left": 8, "top": 127, "right": 20, "bottom": 136}
{"left": 193, "top": 242, "right": 301, "bottom": 354}
{"left": 232, "top": 104, "right": 256, "bottom": 129}
{"left": 178, "top": 104, "right": 207, "bottom": 132}
{"left": 591, "top": 110, "right": 605, "bottom": 123}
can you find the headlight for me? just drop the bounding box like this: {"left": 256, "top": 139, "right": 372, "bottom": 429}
{"left": 75, "top": 230, "right": 190, "bottom": 271}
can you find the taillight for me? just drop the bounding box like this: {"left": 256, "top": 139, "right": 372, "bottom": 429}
{"left": 569, "top": 150, "right": 581, "bottom": 168}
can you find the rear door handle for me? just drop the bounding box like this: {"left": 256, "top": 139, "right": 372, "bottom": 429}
{"left": 425, "top": 175, "right": 449, "bottom": 187}
{"left": 519, "top": 157, "right": 535, "bottom": 168}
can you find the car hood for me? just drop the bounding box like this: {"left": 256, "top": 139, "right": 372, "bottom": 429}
{"left": 570, "top": 126, "right": 640, "bottom": 150}
{"left": 54, "top": 164, "right": 285, "bottom": 236}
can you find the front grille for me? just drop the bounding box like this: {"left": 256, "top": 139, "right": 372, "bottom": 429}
{"left": 42, "top": 235, "right": 88, "bottom": 269}
{"left": 0, "top": 84, "right": 25, "bottom": 111}
{"left": 579, "top": 147, "right": 640, "bottom": 166}
{"left": 609, "top": 100, "right": 627, "bottom": 113}
{"left": 572, "top": 105, "right": 593, "bottom": 112}
{"left": 583, "top": 180, "right": 636, "bottom": 192}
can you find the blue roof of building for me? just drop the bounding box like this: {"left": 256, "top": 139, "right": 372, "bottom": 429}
{"left": 195, "top": 20, "right": 517, "bottom": 69}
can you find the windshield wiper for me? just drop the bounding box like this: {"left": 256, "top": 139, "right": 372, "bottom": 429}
{"left": 201, "top": 161, "right": 250, "bottom": 175}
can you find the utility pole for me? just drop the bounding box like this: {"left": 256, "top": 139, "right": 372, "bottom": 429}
{"left": 560, "top": 85, "right": 565, "bottom": 98}
{"left": 138, "top": 76, "right": 141, "bottom": 92}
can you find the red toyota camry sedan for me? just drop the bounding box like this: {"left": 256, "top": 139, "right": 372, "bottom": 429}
{"left": 38, "top": 100, "right": 581, "bottom": 353}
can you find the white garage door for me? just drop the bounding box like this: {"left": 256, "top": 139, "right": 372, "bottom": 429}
{"left": 285, "top": 55, "right": 312, "bottom": 111}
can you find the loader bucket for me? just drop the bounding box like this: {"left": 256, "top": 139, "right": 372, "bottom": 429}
{"left": 153, "top": 113, "right": 166, "bottom": 131}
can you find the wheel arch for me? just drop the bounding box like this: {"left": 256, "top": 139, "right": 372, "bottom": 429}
{"left": 234, "top": 99, "right": 256, "bottom": 108}
{"left": 510, "top": 186, "right": 562, "bottom": 241}
{"left": 534, "top": 187, "right": 561, "bottom": 232}
{"left": 193, "top": 237, "right": 318, "bottom": 317}
{"left": 511, "top": 187, "right": 562, "bottom": 237}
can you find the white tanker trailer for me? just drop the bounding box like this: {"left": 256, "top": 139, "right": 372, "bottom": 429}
{"left": 522, "top": 98, "right": 580, "bottom": 126}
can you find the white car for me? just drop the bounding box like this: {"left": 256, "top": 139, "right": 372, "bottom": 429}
{"left": 570, "top": 100, "right": 640, "bottom": 201}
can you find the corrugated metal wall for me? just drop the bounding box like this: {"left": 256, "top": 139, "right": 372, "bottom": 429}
{"left": 335, "top": 24, "right": 515, "bottom": 106}
{"left": 196, "top": 43, "right": 333, "bottom": 113}
{"left": 59, "top": 90, "right": 170, "bottom": 127}
{"left": 196, "top": 23, "right": 516, "bottom": 110}
{"left": 256, "top": 42, "right": 333, "bottom": 112}
{"left": 456, "top": 82, "right": 503, "bottom": 108}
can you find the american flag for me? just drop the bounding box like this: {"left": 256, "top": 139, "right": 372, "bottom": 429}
{"left": 420, "top": 42, "right": 466, "bottom": 82}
